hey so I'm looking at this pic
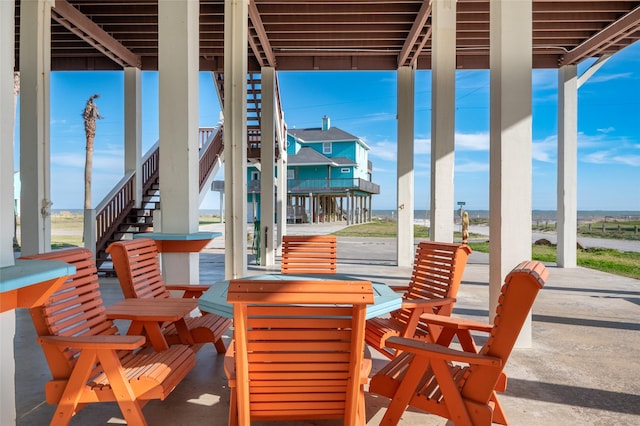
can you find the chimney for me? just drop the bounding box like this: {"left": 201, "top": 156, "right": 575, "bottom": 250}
{"left": 322, "top": 115, "right": 330, "bottom": 131}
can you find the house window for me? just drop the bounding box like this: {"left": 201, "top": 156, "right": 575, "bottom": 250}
{"left": 251, "top": 171, "right": 259, "bottom": 181}
{"left": 341, "top": 168, "right": 350, "bottom": 173}
{"left": 287, "top": 169, "right": 294, "bottom": 179}
{"left": 323, "top": 142, "right": 332, "bottom": 154}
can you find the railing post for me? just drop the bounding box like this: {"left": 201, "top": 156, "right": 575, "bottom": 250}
{"left": 83, "top": 208, "right": 97, "bottom": 256}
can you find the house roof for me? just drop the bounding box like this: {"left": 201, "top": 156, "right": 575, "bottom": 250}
{"left": 331, "top": 157, "right": 357, "bottom": 166}
{"left": 289, "top": 127, "right": 360, "bottom": 143}
{"left": 288, "top": 147, "right": 336, "bottom": 166}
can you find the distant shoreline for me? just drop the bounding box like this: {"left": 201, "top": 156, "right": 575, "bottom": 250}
{"left": 51, "top": 208, "right": 640, "bottom": 223}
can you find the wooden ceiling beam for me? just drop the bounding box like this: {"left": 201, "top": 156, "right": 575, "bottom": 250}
{"left": 561, "top": 5, "right": 640, "bottom": 65}
{"left": 249, "top": 2, "right": 276, "bottom": 67}
{"left": 398, "top": 0, "right": 432, "bottom": 67}
{"left": 52, "top": 0, "right": 141, "bottom": 68}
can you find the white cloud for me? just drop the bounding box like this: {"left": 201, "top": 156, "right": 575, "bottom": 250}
{"left": 51, "top": 152, "right": 86, "bottom": 168}
{"left": 456, "top": 132, "right": 489, "bottom": 151}
{"left": 589, "top": 72, "right": 633, "bottom": 84}
{"left": 456, "top": 161, "right": 489, "bottom": 172}
{"left": 414, "top": 138, "right": 431, "bottom": 155}
{"left": 596, "top": 127, "right": 615, "bottom": 134}
{"left": 51, "top": 146, "right": 123, "bottom": 171}
{"left": 532, "top": 135, "right": 556, "bottom": 163}
{"left": 612, "top": 155, "right": 640, "bottom": 167}
{"left": 368, "top": 141, "right": 397, "bottom": 161}
{"left": 363, "top": 112, "right": 395, "bottom": 123}
{"left": 582, "top": 150, "right": 640, "bottom": 167}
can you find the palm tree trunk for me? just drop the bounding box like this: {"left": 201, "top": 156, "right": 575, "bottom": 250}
{"left": 83, "top": 94, "right": 101, "bottom": 210}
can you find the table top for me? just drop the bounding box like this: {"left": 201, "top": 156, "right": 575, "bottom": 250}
{"left": 198, "top": 273, "right": 402, "bottom": 320}
{"left": 133, "top": 231, "right": 222, "bottom": 241}
{"left": 0, "top": 260, "right": 75, "bottom": 293}
{"left": 106, "top": 298, "right": 198, "bottom": 322}
{"left": 133, "top": 231, "right": 222, "bottom": 253}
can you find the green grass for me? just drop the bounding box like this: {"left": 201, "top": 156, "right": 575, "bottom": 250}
{"left": 21, "top": 216, "right": 640, "bottom": 280}
{"left": 336, "top": 219, "right": 640, "bottom": 281}
{"left": 333, "top": 219, "right": 430, "bottom": 238}
{"left": 467, "top": 242, "right": 640, "bottom": 280}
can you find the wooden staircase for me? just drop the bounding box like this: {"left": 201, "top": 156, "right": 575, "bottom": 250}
{"left": 95, "top": 127, "right": 222, "bottom": 274}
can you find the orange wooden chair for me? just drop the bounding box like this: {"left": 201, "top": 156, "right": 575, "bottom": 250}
{"left": 369, "top": 260, "right": 548, "bottom": 426}
{"left": 107, "top": 238, "right": 231, "bottom": 353}
{"left": 20, "top": 248, "right": 196, "bottom": 426}
{"left": 280, "top": 235, "right": 337, "bottom": 274}
{"left": 365, "top": 241, "right": 472, "bottom": 359}
{"left": 224, "top": 279, "right": 374, "bottom": 425}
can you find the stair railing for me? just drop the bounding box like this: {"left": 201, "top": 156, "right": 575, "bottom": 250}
{"left": 88, "top": 143, "right": 159, "bottom": 257}
{"left": 199, "top": 126, "right": 224, "bottom": 191}
{"left": 88, "top": 127, "right": 222, "bottom": 260}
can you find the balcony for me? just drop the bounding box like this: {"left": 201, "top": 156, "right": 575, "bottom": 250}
{"left": 287, "top": 178, "right": 380, "bottom": 195}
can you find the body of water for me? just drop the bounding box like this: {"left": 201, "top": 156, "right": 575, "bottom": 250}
{"left": 52, "top": 209, "right": 640, "bottom": 223}
{"left": 370, "top": 210, "right": 640, "bottom": 223}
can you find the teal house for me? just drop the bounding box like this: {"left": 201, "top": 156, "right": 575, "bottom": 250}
{"left": 248, "top": 116, "right": 379, "bottom": 224}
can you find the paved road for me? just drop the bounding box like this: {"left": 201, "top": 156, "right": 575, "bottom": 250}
{"left": 201, "top": 222, "right": 640, "bottom": 253}
{"left": 470, "top": 225, "right": 640, "bottom": 252}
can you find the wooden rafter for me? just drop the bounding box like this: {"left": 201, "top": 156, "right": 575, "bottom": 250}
{"left": 51, "top": 0, "right": 141, "bottom": 68}
{"left": 249, "top": 1, "right": 276, "bottom": 67}
{"left": 560, "top": 5, "right": 640, "bottom": 65}
{"left": 398, "top": 0, "right": 433, "bottom": 67}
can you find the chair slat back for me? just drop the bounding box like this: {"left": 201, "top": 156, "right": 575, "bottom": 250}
{"left": 227, "top": 279, "right": 373, "bottom": 424}
{"left": 107, "top": 238, "right": 171, "bottom": 299}
{"left": 462, "top": 260, "right": 548, "bottom": 399}
{"left": 21, "top": 248, "right": 119, "bottom": 378}
{"left": 281, "top": 235, "right": 337, "bottom": 274}
{"left": 395, "top": 242, "right": 471, "bottom": 323}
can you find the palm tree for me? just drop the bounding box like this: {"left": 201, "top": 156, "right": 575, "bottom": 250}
{"left": 82, "top": 94, "right": 102, "bottom": 210}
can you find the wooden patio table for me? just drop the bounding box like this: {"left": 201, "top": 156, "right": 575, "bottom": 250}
{"left": 198, "top": 273, "right": 402, "bottom": 320}
{"left": 133, "top": 231, "right": 221, "bottom": 252}
{"left": 106, "top": 298, "right": 198, "bottom": 351}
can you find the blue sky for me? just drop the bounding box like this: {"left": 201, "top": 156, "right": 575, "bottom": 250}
{"left": 14, "top": 41, "right": 640, "bottom": 212}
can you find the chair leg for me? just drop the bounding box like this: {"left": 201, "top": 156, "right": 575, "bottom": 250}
{"left": 98, "top": 349, "right": 147, "bottom": 426}
{"left": 228, "top": 388, "right": 238, "bottom": 426}
{"left": 380, "top": 354, "right": 426, "bottom": 425}
{"left": 50, "top": 351, "right": 98, "bottom": 426}
{"left": 490, "top": 390, "right": 508, "bottom": 425}
{"left": 215, "top": 337, "right": 227, "bottom": 353}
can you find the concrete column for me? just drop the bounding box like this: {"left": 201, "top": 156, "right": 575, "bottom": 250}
{"left": 397, "top": 66, "right": 415, "bottom": 267}
{"left": 490, "top": 0, "right": 533, "bottom": 346}
{"left": 124, "top": 67, "right": 143, "bottom": 208}
{"left": 430, "top": 0, "right": 457, "bottom": 243}
{"left": 158, "top": 0, "right": 200, "bottom": 283}
{"left": 276, "top": 156, "right": 286, "bottom": 256}
{"left": 1, "top": 1, "right": 17, "bottom": 423}
{"left": 19, "top": 0, "right": 53, "bottom": 256}
{"left": 557, "top": 65, "right": 578, "bottom": 268}
{"left": 260, "top": 67, "right": 275, "bottom": 266}
{"left": 224, "top": 0, "right": 248, "bottom": 279}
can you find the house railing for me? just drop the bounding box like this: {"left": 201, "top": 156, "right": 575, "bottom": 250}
{"left": 286, "top": 178, "right": 380, "bottom": 194}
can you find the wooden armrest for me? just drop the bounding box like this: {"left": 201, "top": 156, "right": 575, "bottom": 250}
{"left": 165, "top": 284, "right": 211, "bottom": 292}
{"left": 385, "top": 336, "right": 501, "bottom": 367}
{"left": 38, "top": 335, "right": 145, "bottom": 350}
{"left": 419, "top": 313, "right": 494, "bottom": 332}
{"left": 401, "top": 297, "right": 456, "bottom": 310}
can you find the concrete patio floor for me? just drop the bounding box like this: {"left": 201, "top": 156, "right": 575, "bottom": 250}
{"left": 13, "top": 225, "right": 640, "bottom": 425}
